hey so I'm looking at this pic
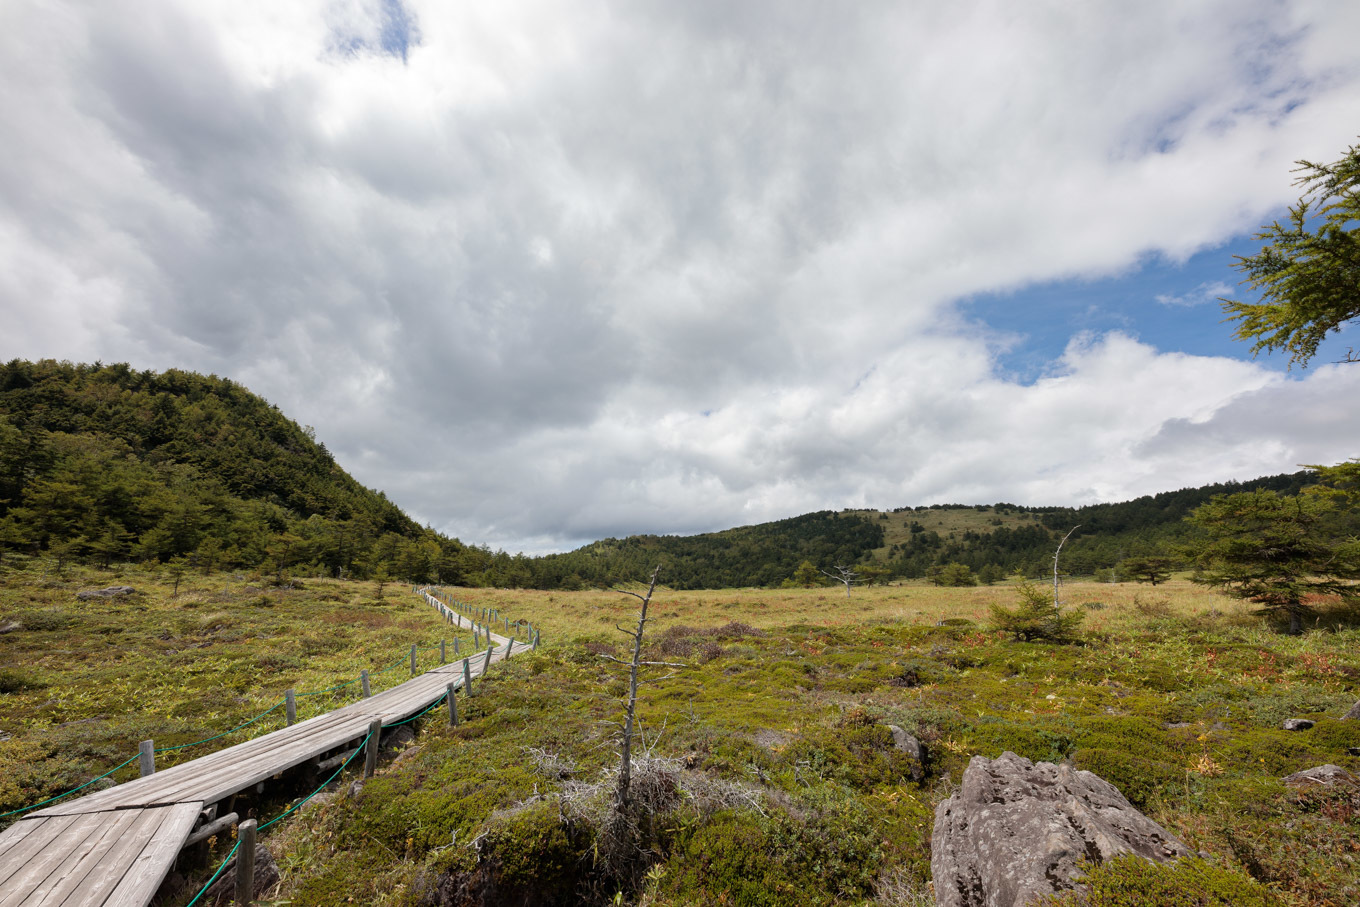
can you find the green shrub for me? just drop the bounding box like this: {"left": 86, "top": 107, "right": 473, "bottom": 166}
{"left": 990, "top": 581, "right": 1083, "bottom": 643}
{"left": 1071, "top": 749, "right": 1180, "bottom": 808}
{"left": 1035, "top": 854, "right": 1270, "bottom": 906}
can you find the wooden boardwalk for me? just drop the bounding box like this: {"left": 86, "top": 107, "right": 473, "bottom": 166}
{"left": 0, "top": 592, "right": 514, "bottom": 907}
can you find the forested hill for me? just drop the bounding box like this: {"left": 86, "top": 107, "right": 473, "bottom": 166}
{"left": 860, "top": 471, "right": 1316, "bottom": 581}
{"left": 0, "top": 359, "right": 468, "bottom": 579}
{"left": 531, "top": 511, "right": 888, "bottom": 590}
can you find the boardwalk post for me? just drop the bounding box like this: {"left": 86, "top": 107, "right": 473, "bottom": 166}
{"left": 410, "top": 643, "right": 418, "bottom": 676}
{"left": 235, "top": 818, "right": 257, "bottom": 906}
{"left": 439, "top": 639, "right": 446, "bottom": 664}
{"left": 533, "top": 629, "right": 540, "bottom": 650}
{"left": 364, "top": 719, "right": 382, "bottom": 778}
{"left": 361, "top": 670, "right": 371, "bottom": 698}
{"left": 462, "top": 658, "right": 472, "bottom": 695}
{"left": 285, "top": 689, "right": 297, "bottom": 726}
{"left": 138, "top": 739, "right": 155, "bottom": 777}
{"left": 453, "top": 638, "right": 460, "bottom": 655}
{"left": 447, "top": 682, "right": 458, "bottom": 726}
{"left": 506, "top": 638, "right": 514, "bottom": 658}
{"left": 483, "top": 646, "right": 493, "bottom": 674}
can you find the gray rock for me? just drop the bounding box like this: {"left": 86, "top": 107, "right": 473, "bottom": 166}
{"left": 1281, "top": 765, "right": 1357, "bottom": 787}
{"left": 887, "top": 725, "right": 925, "bottom": 761}
{"left": 1342, "top": 700, "right": 1360, "bottom": 721}
{"left": 887, "top": 724, "right": 926, "bottom": 781}
{"left": 75, "top": 586, "right": 136, "bottom": 601}
{"left": 1283, "top": 718, "right": 1315, "bottom": 731}
{"left": 931, "top": 751, "right": 1190, "bottom": 907}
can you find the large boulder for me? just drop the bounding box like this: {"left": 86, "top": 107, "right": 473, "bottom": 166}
{"left": 931, "top": 751, "right": 1191, "bottom": 907}
{"left": 1281, "top": 764, "right": 1357, "bottom": 788}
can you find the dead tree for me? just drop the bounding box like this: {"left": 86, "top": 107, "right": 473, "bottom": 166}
{"left": 820, "top": 564, "right": 861, "bottom": 599}
{"left": 596, "top": 567, "right": 686, "bottom": 879}
{"left": 1052, "top": 525, "right": 1080, "bottom": 609}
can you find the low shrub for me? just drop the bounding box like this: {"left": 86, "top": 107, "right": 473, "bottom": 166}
{"left": 1034, "top": 854, "right": 1270, "bottom": 906}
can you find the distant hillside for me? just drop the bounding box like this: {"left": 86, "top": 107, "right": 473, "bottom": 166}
{"left": 530, "top": 510, "right": 887, "bottom": 590}
{"left": 0, "top": 359, "right": 473, "bottom": 580}
{"left": 844, "top": 471, "right": 1317, "bottom": 580}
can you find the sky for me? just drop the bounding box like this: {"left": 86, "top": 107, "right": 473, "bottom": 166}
{"left": 2, "top": 0, "right": 1359, "bottom": 555}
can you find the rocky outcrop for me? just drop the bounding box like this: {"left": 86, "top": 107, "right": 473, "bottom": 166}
{"left": 75, "top": 585, "right": 136, "bottom": 600}
{"left": 931, "top": 752, "right": 1191, "bottom": 907}
{"left": 1282, "top": 718, "right": 1315, "bottom": 731}
{"left": 887, "top": 724, "right": 926, "bottom": 781}
{"left": 1341, "top": 700, "right": 1360, "bottom": 721}
{"left": 1281, "top": 765, "right": 1357, "bottom": 787}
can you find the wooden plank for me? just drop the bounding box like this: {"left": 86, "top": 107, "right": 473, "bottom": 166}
{"left": 0, "top": 815, "right": 57, "bottom": 864}
{"left": 34, "top": 712, "right": 368, "bottom": 816}
{"left": 0, "top": 815, "right": 81, "bottom": 892}
{"left": 102, "top": 802, "right": 201, "bottom": 907}
{"left": 15, "top": 808, "right": 141, "bottom": 907}
{"left": 49, "top": 807, "right": 184, "bottom": 907}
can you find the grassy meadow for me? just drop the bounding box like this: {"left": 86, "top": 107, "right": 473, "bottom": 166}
{"left": 0, "top": 557, "right": 474, "bottom": 823}
{"left": 3, "top": 564, "right": 1360, "bottom": 905}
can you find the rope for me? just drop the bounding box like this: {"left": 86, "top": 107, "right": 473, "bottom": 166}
{"left": 259, "top": 730, "right": 371, "bottom": 830}
{"left": 154, "top": 700, "right": 286, "bottom": 754}
{"left": 181, "top": 731, "right": 372, "bottom": 904}
{"left": 0, "top": 753, "right": 140, "bottom": 819}
{"left": 183, "top": 840, "right": 240, "bottom": 907}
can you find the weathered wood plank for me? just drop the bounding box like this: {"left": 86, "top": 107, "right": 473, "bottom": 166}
{"left": 0, "top": 815, "right": 81, "bottom": 892}
{"left": 102, "top": 802, "right": 201, "bottom": 907}
{"left": 15, "top": 808, "right": 141, "bottom": 907}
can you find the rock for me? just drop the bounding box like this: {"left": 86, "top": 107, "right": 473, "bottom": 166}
{"left": 1349, "top": 747, "right": 1360, "bottom": 757}
{"left": 1281, "top": 765, "right": 1358, "bottom": 787}
{"left": 75, "top": 586, "right": 136, "bottom": 601}
{"left": 931, "top": 751, "right": 1191, "bottom": 907}
{"left": 382, "top": 726, "right": 417, "bottom": 754}
{"left": 392, "top": 744, "right": 424, "bottom": 768}
{"left": 887, "top": 725, "right": 927, "bottom": 781}
{"left": 1342, "top": 700, "right": 1360, "bottom": 721}
{"left": 0, "top": 618, "right": 21, "bottom": 634}
{"left": 1283, "top": 718, "right": 1315, "bottom": 731}
{"left": 201, "top": 844, "right": 280, "bottom": 906}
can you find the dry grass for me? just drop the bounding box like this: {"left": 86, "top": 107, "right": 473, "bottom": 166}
{"left": 437, "top": 579, "right": 1243, "bottom": 644}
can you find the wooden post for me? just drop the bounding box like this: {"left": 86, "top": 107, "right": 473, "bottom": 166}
{"left": 410, "top": 643, "right": 417, "bottom": 676}
{"left": 285, "top": 689, "right": 296, "bottom": 726}
{"left": 506, "top": 638, "right": 514, "bottom": 658}
{"left": 453, "top": 638, "right": 460, "bottom": 655}
{"left": 447, "top": 682, "right": 458, "bottom": 726}
{"left": 533, "top": 629, "right": 540, "bottom": 650}
{"left": 483, "top": 646, "right": 493, "bottom": 674}
{"left": 439, "top": 639, "right": 446, "bottom": 664}
{"left": 363, "top": 719, "right": 382, "bottom": 778}
{"left": 138, "top": 740, "right": 155, "bottom": 777}
{"left": 235, "top": 818, "right": 257, "bottom": 906}
{"left": 462, "top": 658, "right": 472, "bottom": 695}
{"left": 360, "top": 670, "right": 371, "bottom": 698}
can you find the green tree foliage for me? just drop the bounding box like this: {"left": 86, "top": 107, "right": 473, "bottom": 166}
{"left": 932, "top": 562, "right": 978, "bottom": 586}
{"left": 0, "top": 360, "right": 481, "bottom": 584}
{"left": 786, "top": 560, "right": 826, "bottom": 588}
{"left": 1119, "top": 555, "right": 1174, "bottom": 586}
{"left": 1184, "top": 487, "right": 1360, "bottom": 634}
{"left": 990, "top": 578, "right": 1084, "bottom": 642}
{"left": 1222, "top": 139, "right": 1360, "bottom": 367}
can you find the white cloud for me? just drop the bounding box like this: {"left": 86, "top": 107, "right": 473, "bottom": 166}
{"left": 2, "top": 0, "right": 1359, "bottom": 553}
{"left": 1155, "top": 281, "right": 1235, "bottom": 307}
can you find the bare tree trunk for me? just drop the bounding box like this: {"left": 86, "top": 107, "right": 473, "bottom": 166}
{"left": 1052, "top": 526, "right": 1079, "bottom": 609}
{"left": 614, "top": 565, "right": 660, "bottom": 814}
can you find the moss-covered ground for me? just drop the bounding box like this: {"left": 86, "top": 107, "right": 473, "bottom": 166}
{"left": 4, "top": 567, "right": 1359, "bottom": 905}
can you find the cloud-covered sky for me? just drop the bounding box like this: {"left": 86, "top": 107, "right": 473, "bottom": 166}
{"left": 3, "top": 0, "right": 1359, "bottom": 553}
